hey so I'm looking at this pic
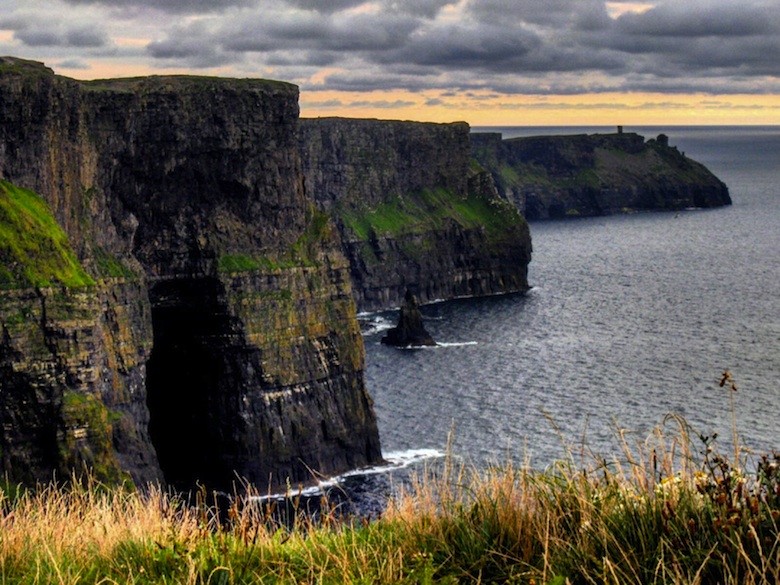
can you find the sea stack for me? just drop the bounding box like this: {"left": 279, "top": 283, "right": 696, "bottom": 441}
{"left": 381, "top": 290, "right": 436, "bottom": 347}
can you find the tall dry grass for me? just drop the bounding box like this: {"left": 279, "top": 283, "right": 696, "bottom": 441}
{"left": 0, "top": 371, "right": 777, "bottom": 583}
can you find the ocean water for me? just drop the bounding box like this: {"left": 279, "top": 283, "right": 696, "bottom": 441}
{"left": 361, "top": 126, "right": 780, "bottom": 474}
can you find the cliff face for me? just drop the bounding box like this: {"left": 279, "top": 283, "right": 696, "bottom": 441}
{"left": 300, "top": 118, "right": 532, "bottom": 311}
{"left": 471, "top": 131, "right": 731, "bottom": 220}
{"left": 0, "top": 59, "right": 160, "bottom": 486}
{"left": 0, "top": 57, "right": 381, "bottom": 491}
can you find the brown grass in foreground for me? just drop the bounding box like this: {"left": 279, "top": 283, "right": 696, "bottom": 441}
{"left": 0, "top": 372, "right": 777, "bottom": 583}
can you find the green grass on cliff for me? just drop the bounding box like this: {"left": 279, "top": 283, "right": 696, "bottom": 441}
{"left": 338, "top": 187, "right": 523, "bottom": 242}
{"left": 0, "top": 180, "right": 94, "bottom": 289}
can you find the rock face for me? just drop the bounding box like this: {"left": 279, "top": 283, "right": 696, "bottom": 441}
{"left": 300, "top": 118, "right": 532, "bottom": 312}
{"left": 471, "top": 131, "right": 731, "bottom": 220}
{"left": 381, "top": 290, "right": 436, "bottom": 347}
{"left": 0, "top": 57, "right": 382, "bottom": 491}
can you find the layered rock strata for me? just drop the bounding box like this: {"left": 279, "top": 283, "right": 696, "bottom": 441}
{"left": 0, "top": 57, "right": 381, "bottom": 491}
{"left": 300, "top": 118, "right": 532, "bottom": 311}
{"left": 471, "top": 131, "right": 731, "bottom": 220}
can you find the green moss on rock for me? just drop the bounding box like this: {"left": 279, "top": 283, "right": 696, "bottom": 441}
{"left": 93, "top": 246, "right": 137, "bottom": 280}
{"left": 338, "top": 187, "right": 521, "bottom": 242}
{"left": 59, "top": 391, "right": 130, "bottom": 485}
{"left": 0, "top": 180, "right": 95, "bottom": 289}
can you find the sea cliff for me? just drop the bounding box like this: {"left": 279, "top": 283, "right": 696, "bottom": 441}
{"left": 0, "top": 57, "right": 381, "bottom": 491}
{"left": 300, "top": 118, "right": 532, "bottom": 311}
{"left": 471, "top": 131, "right": 731, "bottom": 220}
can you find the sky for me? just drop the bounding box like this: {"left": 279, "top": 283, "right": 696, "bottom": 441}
{"left": 1, "top": 0, "right": 779, "bottom": 126}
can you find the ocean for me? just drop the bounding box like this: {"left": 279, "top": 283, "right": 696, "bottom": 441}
{"left": 361, "top": 126, "right": 779, "bottom": 473}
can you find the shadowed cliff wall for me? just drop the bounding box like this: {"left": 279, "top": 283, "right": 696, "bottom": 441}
{"left": 300, "top": 118, "right": 532, "bottom": 311}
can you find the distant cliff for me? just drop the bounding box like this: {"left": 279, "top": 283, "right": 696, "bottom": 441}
{"left": 300, "top": 118, "right": 532, "bottom": 311}
{"left": 0, "top": 57, "right": 381, "bottom": 491}
{"left": 471, "top": 131, "right": 731, "bottom": 220}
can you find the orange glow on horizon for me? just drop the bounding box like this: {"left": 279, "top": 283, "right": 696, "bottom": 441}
{"left": 52, "top": 63, "right": 780, "bottom": 126}
{"left": 300, "top": 90, "right": 780, "bottom": 127}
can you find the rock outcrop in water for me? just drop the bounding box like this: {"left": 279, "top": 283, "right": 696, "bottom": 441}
{"left": 381, "top": 290, "right": 436, "bottom": 348}
{"left": 300, "top": 118, "right": 532, "bottom": 312}
{"left": 0, "top": 57, "right": 381, "bottom": 491}
{"left": 471, "top": 131, "right": 731, "bottom": 220}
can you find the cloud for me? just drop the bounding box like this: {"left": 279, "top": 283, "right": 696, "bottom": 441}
{"left": 222, "top": 9, "right": 421, "bottom": 53}
{"left": 348, "top": 99, "right": 416, "bottom": 108}
{"left": 3, "top": 14, "right": 110, "bottom": 49}
{"left": 1, "top": 0, "right": 777, "bottom": 102}
{"left": 285, "top": 0, "right": 457, "bottom": 18}
{"left": 61, "top": 0, "right": 255, "bottom": 14}
{"left": 56, "top": 58, "right": 92, "bottom": 70}
{"left": 613, "top": 1, "right": 775, "bottom": 37}
{"left": 146, "top": 20, "right": 237, "bottom": 68}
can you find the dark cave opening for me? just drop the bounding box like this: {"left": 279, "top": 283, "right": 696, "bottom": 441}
{"left": 145, "top": 277, "right": 234, "bottom": 491}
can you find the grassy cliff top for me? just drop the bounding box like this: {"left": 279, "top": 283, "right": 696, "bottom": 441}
{"left": 0, "top": 56, "right": 295, "bottom": 94}
{"left": 0, "top": 56, "right": 54, "bottom": 76}
{"left": 81, "top": 74, "right": 296, "bottom": 95}
{"left": 0, "top": 180, "right": 94, "bottom": 289}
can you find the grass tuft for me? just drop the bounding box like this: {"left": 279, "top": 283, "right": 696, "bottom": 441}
{"left": 0, "top": 180, "right": 94, "bottom": 289}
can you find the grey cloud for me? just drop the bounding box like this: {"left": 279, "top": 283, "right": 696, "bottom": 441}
{"left": 372, "top": 22, "right": 538, "bottom": 70}
{"left": 283, "top": 0, "right": 456, "bottom": 18}
{"left": 221, "top": 10, "right": 421, "bottom": 53}
{"left": 56, "top": 58, "right": 91, "bottom": 70}
{"left": 300, "top": 99, "right": 346, "bottom": 108}
{"left": 66, "top": 27, "right": 109, "bottom": 48}
{"left": 266, "top": 50, "right": 340, "bottom": 67}
{"left": 14, "top": 25, "right": 108, "bottom": 48}
{"left": 283, "top": 0, "right": 366, "bottom": 14}
{"left": 348, "top": 99, "right": 416, "bottom": 108}
{"left": 14, "top": 29, "right": 62, "bottom": 47}
{"left": 147, "top": 21, "right": 237, "bottom": 67}
{"left": 0, "top": 16, "right": 28, "bottom": 30}
{"left": 614, "top": 2, "right": 775, "bottom": 38}
{"left": 299, "top": 97, "right": 417, "bottom": 110}
{"left": 382, "top": 0, "right": 458, "bottom": 19}
{"left": 62, "top": 0, "right": 255, "bottom": 14}
{"left": 580, "top": 2, "right": 780, "bottom": 80}
{"left": 464, "top": 0, "right": 582, "bottom": 27}
{"left": 147, "top": 43, "right": 237, "bottom": 68}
